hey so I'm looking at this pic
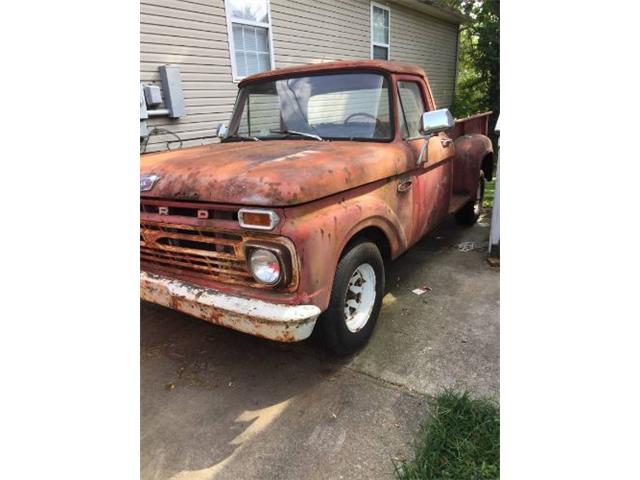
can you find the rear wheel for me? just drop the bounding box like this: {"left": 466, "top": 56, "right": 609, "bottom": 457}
{"left": 319, "top": 241, "right": 385, "bottom": 356}
{"left": 455, "top": 174, "right": 485, "bottom": 226}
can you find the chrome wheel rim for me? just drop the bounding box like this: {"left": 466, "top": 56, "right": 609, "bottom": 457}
{"left": 344, "top": 263, "right": 376, "bottom": 333}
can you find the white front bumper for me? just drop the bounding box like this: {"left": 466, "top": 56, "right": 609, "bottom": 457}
{"left": 140, "top": 271, "right": 321, "bottom": 342}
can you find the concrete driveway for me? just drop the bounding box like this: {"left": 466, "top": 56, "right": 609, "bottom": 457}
{"left": 141, "top": 216, "right": 499, "bottom": 480}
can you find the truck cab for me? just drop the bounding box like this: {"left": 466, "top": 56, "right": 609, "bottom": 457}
{"left": 140, "top": 60, "right": 493, "bottom": 355}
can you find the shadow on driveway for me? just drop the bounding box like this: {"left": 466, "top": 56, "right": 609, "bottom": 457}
{"left": 140, "top": 216, "right": 498, "bottom": 480}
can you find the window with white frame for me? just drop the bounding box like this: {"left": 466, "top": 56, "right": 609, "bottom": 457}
{"left": 226, "top": 0, "right": 274, "bottom": 80}
{"left": 371, "top": 3, "right": 390, "bottom": 60}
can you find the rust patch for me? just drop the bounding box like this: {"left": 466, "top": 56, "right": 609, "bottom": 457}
{"left": 141, "top": 141, "right": 414, "bottom": 207}
{"left": 140, "top": 61, "right": 493, "bottom": 339}
{"left": 140, "top": 272, "right": 319, "bottom": 342}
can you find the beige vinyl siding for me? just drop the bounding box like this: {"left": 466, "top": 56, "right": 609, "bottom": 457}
{"left": 270, "top": 0, "right": 370, "bottom": 67}
{"left": 270, "top": 0, "right": 458, "bottom": 106}
{"left": 141, "top": 0, "right": 236, "bottom": 152}
{"left": 387, "top": 2, "right": 459, "bottom": 108}
{"left": 140, "top": 0, "right": 459, "bottom": 152}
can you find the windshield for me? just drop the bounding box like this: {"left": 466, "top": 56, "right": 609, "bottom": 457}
{"left": 227, "top": 72, "right": 393, "bottom": 141}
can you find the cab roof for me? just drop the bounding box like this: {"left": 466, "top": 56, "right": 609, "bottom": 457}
{"left": 238, "top": 60, "right": 428, "bottom": 86}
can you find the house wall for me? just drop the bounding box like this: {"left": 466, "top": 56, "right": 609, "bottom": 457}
{"left": 389, "top": 2, "right": 459, "bottom": 108}
{"left": 141, "top": 0, "right": 459, "bottom": 152}
{"left": 141, "top": 0, "right": 235, "bottom": 152}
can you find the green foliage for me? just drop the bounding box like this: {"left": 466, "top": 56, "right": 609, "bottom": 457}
{"left": 443, "top": 1, "right": 500, "bottom": 123}
{"left": 483, "top": 177, "right": 495, "bottom": 209}
{"left": 395, "top": 390, "right": 500, "bottom": 480}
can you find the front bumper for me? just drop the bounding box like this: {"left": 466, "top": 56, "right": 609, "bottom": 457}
{"left": 140, "top": 271, "right": 321, "bottom": 342}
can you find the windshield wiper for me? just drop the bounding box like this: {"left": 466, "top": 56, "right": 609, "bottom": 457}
{"left": 270, "top": 129, "right": 324, "bottom": 141}
{"left": 224, "top": 133, "right": 261, "bottom": 142}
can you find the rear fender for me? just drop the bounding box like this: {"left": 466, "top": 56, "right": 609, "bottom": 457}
{"left": 452, "top": 134, "right": 493, "bottom": 195}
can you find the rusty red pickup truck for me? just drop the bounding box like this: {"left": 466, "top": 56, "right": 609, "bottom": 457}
{"left": 140, "top": 60, "right": 493, "bottom": 355}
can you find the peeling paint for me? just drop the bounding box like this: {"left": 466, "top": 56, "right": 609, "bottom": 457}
{"left": 141, "top": 272, "right": 320, "bottom": 342}
{"left": 139, "top": 61, "right": 493, "bottom": 344}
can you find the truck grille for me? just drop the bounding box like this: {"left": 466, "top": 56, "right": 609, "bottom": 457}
{"left": 140, "top": 220, "right": 256, "bottom": 287}
{"left": 140, "top": 199, "right": 239, "bottom": 221}
{"left": 140, "top": 199, "right": 296, "bottom": 290}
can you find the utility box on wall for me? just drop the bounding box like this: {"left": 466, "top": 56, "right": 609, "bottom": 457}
{"left": 144, "top": 85, "right": 163, "bottom": 107}
{"left": 140, "top": 84, "right": 149, "bottom": 137}
{"left": 159, "top": 65, "right": 185, "bottom": 118}
{"left": 140, "top": 65, "right": 186, "bottom": 138}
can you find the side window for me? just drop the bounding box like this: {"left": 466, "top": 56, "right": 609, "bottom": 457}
{"left": 397, "top": 81, "right": 425, "bottom": 139}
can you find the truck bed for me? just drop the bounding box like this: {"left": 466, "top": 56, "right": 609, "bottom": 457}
{"left": 446, "top": 112, "right": 492, "bottom": 140}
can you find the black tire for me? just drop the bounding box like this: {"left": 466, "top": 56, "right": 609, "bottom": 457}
{"left": 319, "top": 241, "right": 385, "bottom": 356}
{"left": 455, "top": 175, "right": 485, "bottom": 226}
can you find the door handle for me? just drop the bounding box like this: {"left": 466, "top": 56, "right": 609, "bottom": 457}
{"left": 441, "top": 138, "right": 453, "bottom": 147}
{"left": 397, "top": 178, "right": 413, "bottom": 193}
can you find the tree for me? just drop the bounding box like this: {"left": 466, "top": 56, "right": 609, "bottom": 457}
{"left": 444, "top": 0, "right": 500, "bottom": 132}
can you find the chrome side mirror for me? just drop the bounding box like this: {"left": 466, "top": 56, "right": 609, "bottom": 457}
{"left": 419, "top": 109, "right": 454, "bottom": 135}
{"left": 417, "top": 109, "right": 455, "bottom": 165}
{"left": 217, "top": 123, "right": 228, "bottom": 139}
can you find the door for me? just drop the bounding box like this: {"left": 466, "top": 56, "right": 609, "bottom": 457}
{"left": 395, "top": 77, "right": 455, "bottom": 241}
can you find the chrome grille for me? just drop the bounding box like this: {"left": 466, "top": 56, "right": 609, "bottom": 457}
{"left": 140, "top": 220, "right": 255, "bottom": 286}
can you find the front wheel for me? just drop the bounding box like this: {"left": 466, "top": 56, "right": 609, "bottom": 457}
{"left": 319, "top": 241, "right": 385, "bottom": 356}
{"left": 455, "top": 175, "right": 485, "bottom": 226}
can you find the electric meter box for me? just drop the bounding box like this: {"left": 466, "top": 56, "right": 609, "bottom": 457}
{"left": 144, "top": 85, "right": 163, "bottom": 107}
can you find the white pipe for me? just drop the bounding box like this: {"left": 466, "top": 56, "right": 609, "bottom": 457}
{"left": 489, "top": 115, "right": 500, "bottom": 254}
{"left": 147, "top": 109, "right": 169, "bottom": 117}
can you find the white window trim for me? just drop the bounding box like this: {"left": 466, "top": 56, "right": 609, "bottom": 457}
{"left": 370, "top": 2, "right": 390, "bottom": 60}
{"left": 225, "top": 0, "right": 276, "bottom": 82}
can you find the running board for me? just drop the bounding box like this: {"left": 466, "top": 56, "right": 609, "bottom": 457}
{"left": 448, "top": 193, "right": 471, "bottom": 214}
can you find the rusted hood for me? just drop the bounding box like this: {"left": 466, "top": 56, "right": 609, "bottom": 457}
{"left": 140, "top": 140, "right": 407, "bottom": 206}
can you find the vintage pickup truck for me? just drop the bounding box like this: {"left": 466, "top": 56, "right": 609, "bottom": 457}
{"left": 141, "top": 60, "right": 493, "bottom": 355}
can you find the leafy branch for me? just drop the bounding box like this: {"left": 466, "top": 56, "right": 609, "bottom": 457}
{"left": 441, "top": 0, "right": 500, "bottom": 130}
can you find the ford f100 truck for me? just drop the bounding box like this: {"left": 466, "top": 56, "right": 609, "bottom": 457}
{"left": 140, "top": 60, "right": 494, "bottom": 355}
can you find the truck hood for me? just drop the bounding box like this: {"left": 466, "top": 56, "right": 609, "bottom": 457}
{"left": 140, "top": 140, "right": 406, "bottom": 206}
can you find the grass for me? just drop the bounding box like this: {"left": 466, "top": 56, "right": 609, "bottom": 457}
{"left": 395, "top": 391, "right": 500, "bottom": 480}
{"left": 483, "top": 178, "right": 496, "bottom": 209}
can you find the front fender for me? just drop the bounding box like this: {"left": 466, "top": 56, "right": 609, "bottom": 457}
{"left": 337, "top": 199, "right": 408, "bottom": 258}
{"left": 280, "top": 180, "right": 409, "bottom": 311}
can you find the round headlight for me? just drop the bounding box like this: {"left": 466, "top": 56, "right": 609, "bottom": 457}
{"left": 249, "top": 249, "right": 282, "bottom": 285}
